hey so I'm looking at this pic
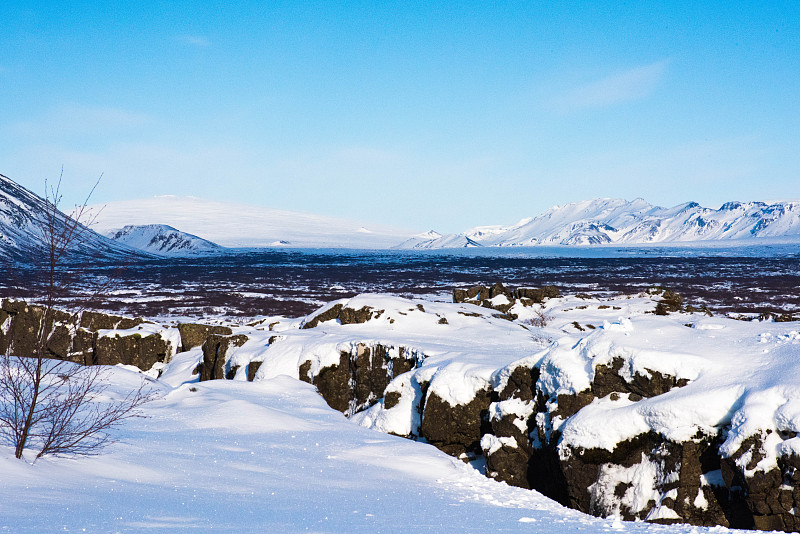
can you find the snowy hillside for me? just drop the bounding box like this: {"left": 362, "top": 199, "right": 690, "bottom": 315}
{"left": 399, "top": 198, "right": 800, "bottom": 248}
{"left": 107, "top": 224, "right": 223, "bottom": 256}
{"left": 0, "top": 174, "right": 144, "bottom": 261}
{"left": 91, "top": 196, "right": 417, "bottom": 249}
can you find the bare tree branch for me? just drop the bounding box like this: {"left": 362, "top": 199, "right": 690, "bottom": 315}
{"left": 0, "top": 171, "right": 154, "bottom": 461}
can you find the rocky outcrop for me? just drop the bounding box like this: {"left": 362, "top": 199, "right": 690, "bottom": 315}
{"left": 721, "top": 435, "right": 800, "bottom": 531}
{"left": 177, "top": 323, "right": 233, "bottom": 351}
{"left": 1, "top": 299, "right": 79, "bottom": 361}
{"left": 298, "top": 343, "right": 421, "bottom": 416}
{"left": 93, "top": 332, "right": 173, "bottom": 369}
{"left": 1, "top": 298, "right": 177, "bottom": 370}
{"left": 453, "top": 283, "right": 561, "bottom": 318}
{"left": 474, "top": 353, "right": 800, "bottom": 530}
{"left": 302, "top": 303, "right": 385, "bottom": 329}
{"left": 420, "top": 389, "right": 493, "bottom": 457}
{"left": 198, "top": 334, "right": 248, "bottom": 381}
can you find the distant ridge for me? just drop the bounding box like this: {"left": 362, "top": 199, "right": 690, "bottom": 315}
{"left": 107, "top": 224, "right": 223, "bottom": 256}
{"left": 92, "top": 196, "right": 417, "bottom": 249}
{"left": 0, "top": 173, "right": 145, "bottom": 262}
{"left": 396, "top": 198, "right": 800, "bottom": 248}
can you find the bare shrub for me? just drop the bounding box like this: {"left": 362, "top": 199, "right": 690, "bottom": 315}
{"left": 523, "top": 306, "right": 551, "bottom": 328}
{"left": 0, "top": 171, "right": 154, "bottom": 460}
{"left": 0, "top": 355, "right": 153, "bottom": 459}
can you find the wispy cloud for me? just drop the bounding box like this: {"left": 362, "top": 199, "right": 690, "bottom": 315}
{"left": 551, "top": 60, "right": 670, "bottom": 112}
{"left": 177, "top": 34, "right": 211, "bottom": 47}
{"left": 6, "top": 105, "right": 152, "bottom": 137}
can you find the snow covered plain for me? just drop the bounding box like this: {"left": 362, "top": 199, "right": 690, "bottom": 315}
{"left": 4, "top": 290, "right": 797, "bottom": 532}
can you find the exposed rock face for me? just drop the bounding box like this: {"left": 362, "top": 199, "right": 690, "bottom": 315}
{"left": 722, "top": 435, "right": 800, "bottom": 531}
{"left": 80, "top": 311, "right": 146, "bottom": 331}
{"left": 301, "top": 303, "right": 344, "bottom": 329}
{"left": 298, "top": 343, "right": 421, "bottom": 416}
{"left": 94, "top": 332, "right": 173, "bottom": 369}
{"left": 0, "top": 299, "right": 78, "bottom": 361}
{"left": 198, "top": 334, "right": 248, "bottom": 381}
{"left": 0, "top": 299, "right": 175, "bottom": 369}
{"left": 420, "top": 389, "right": 493, "bottom": 457}
{"left": 178, "top": 323, "right": 233, "bottom": 352}
{"left": 483, "top": 364, "right": 543, "bottom": 490}
{"left": 247, "top": 361, "right": 263, "bottom": 382}
{"left": 592, "top": 357, "right": 690, "bottom": 399}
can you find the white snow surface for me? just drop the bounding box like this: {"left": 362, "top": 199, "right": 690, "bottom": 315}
{"left": 91, "top": 196, "right": 417, "bottom": 248}
{"left": 4, "top": 291, "right": 799, "bottom": 531}
{"left": 2, "top": 366, "right": 751, "bottom": 533}
{"left": 169, "top": 293, "right": 800, "bottom": 476}
{"left": 397, "top": 197, "right": 800, "bottom": 248}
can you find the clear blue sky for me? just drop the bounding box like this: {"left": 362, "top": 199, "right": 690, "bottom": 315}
{"left": 2, "top": 1, "right": 798, "bottom": 233}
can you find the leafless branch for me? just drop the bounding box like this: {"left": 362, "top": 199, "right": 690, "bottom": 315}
{"left": 1, "top": 171, "right": 153, "bottom": 460}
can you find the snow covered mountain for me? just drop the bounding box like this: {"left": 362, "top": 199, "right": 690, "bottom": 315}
{"left": 91, "top": 196, "right": 417, "bottom": 249}
{"left": 0, "top": 173, "right": 145, "bottom": 262}
{"left": 107, "top": 224, "right": 223, "bottom": 256}
{"left": 397, "top": 198, "right": 800, "bottom": 248}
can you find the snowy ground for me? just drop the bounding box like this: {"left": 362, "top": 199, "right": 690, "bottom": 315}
{"left": 5, "top": 289, "right": 795, "bottom": 532}
{"left": 2, "top": 367, "right": 757, "bottom": 533}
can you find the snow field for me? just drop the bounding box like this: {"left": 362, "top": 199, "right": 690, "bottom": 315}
{"left": 4, "top": 290, "right": 797, "bottom": 531}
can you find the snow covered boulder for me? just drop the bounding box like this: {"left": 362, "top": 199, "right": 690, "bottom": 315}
{"left": 453, "top": 283, "right": 561, "bottom": 318}
{"left": 301, "top": 301, "right": 386, "bottom": 329}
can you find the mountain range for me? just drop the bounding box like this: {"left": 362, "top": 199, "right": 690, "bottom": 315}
{"left": 397, "top": 198, "right": 800, "bottom": 248}
{"left": 3, "top": 174, "right": 800, "bottom": 256}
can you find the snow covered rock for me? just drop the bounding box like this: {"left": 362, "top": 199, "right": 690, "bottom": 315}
{"left": 452, "top": 283, "right": 561, "bottom": 317}
{"left": 0, "top": 298, "right": 180, "bottom": 370}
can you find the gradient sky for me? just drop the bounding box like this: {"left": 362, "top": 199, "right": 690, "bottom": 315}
{"left": 2, "top": 1, "right": 798, "bottom": 233}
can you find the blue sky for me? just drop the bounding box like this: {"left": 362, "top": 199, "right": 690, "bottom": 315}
{"left": 1, "top": 1, "right": 798, "bottom": 233}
